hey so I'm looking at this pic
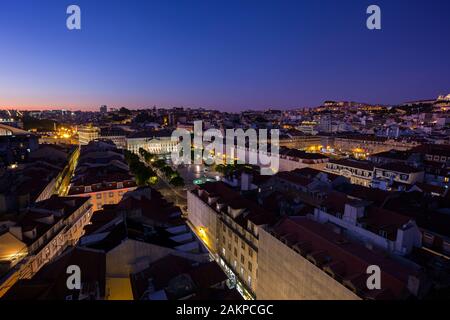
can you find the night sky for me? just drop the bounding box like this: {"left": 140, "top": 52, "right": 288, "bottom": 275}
{"left": 0, "top": 0, "right": 449, "bottom": 111}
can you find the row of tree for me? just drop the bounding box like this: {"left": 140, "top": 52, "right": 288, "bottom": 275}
{"left": 214, "top": 163, "right": 250, "bottom": 176}
{"left": 124, "top": 150, "right": 158, "bottom": 186}
{"left": 138, "top": 148, "right": 185, "bottom": 187}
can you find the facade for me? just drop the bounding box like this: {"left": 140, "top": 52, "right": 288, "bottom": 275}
{"left": 279, "top": 132, "right": 322, "bottom": 150}
{"left": 99, "top": 127, "right": 129, "bottom": 149}
{"left": 325, "top": 159, "right": 374, "bottom": 187}
{"left": 126, "top": 130, "right": 178, "bottom": 155}
{"left": 0, "top": 196, "right": 93, "bottom": 298}
{"left": 331, "top": 135, "right": 418, "bottom": 157}
{"left": 278, "top": 147, "right": 329, "bottom": 172}
{"left": 372, "top": 163, "right": 424, "bottom": 190}
{"left": 257, "top": 216, "right": 423, "bottom": 300}
{"left": 68, "top": 141, "right": 137, "bottom": 211}
{"left": 187, "top": 182, "right": 276, "bottom": 299}
{"left": 77, "top": 125, "right": 100, "bottom": 145}
{"left": 187, "top": 179, "right": 426, "bottom": 300}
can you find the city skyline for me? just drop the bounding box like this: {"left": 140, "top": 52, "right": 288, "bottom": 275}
{"left": 1, "top": 0, "right": 449, "bottom": 111}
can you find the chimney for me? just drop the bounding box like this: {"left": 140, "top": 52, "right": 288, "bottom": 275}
{"left": 343, "top": 200, "right": 369, "bottom": 225}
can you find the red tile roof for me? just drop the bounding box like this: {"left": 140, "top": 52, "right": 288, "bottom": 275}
{"left": 271, "top": 217, "right": 421, "bottom": 299}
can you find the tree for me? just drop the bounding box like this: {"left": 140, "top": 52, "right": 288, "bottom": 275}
{"left": 144, "top": 153, "right": 156, "bottom": 163}
{"left": 124, "top": 150, "right": 157, "bottom": 186}
{"left": 170, "top": 176, "right": 185, "bottom": 187}
{"left": 161, "top": 165, "right": 175, "bottom": 177}
{"left": 153, "top": 159, "right": 166, "bottom": 168}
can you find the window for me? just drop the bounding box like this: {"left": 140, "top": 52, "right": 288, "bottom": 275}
{"left": 223, "top": 236, "right": 226, "bottom": 244}
{"left": 241, "top": 241, "right": 245, "bottom": 250}
{"left": 109, "top": 192, "right": 114, "bottom": 198}
{"left": 228, "top": 243, "right": 231, "bottom": 251}
{"left": 248, "top": 276, "right": 252, "bottom": 286}
{"left": 379, "top": 230, "right": 388, "bottom": 238}
{"left": 241, "top": 254, "right": 245, "bottom": 264}
{"left": 234, "top": 234, "right": 238, "bottom": 243}
{"left": 233, "top": 247, "right": 237, "bottom": 257}
{"left": 248, "top": 261, "right": 252, "bottom": 272}
{"left": 96, "top": 193, "right": 102, "bottom": 199}
{"left": 248, "top": 248, "right": 253, "bottom": 257}
{"left": 222, "top": 248, "right": 226, "bottom": 256}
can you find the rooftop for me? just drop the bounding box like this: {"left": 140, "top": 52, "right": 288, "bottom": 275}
{"left": 271, "top": 216, "right": 422, "bottom": 299}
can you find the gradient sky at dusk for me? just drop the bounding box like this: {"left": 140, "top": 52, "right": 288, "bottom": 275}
{"left": 0, "top": 0, "right": 449, "bottom": 111}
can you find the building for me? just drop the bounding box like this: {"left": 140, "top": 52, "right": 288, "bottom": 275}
{"left": 99, "top": 127, "right": 127, "bottom": 149}
{"left": 318, "top": 113, "right": 332, "bottom": 133}
{"left": 312, "top": 191, "right": 422, "bottom": 255}
{"left": 325, "top": 159, "right": 374, "bottom": 187}
{"left": 100, "top": 105, "right": 108, "bottom": 113}
{"left": 126, "top": 130, "right": 178, "bottom": 155}
{"left": 28, "top": 144, "right": 80, "bottom": 196}
{"left": 278, "top": 147, "right": 329, "bottom": 172}
{"left": 0, "top": 195, "right": 93, "bottom": 297}
{"left": 130, "top": 254, "right": 241, "bottom": 300}
{"left": 268, "top": 167, "right": 348, "bottom": 202}
{"left": 331, "top": 134, "right": 418, "bottom": 158}
{"left": 2, "top": 246, "right": 106, "bottom": 300}
{"left": 0, "top": 124, "right": 39, "bottom": 167}
{"left": 295, "top": 121, "right": 318, "bottom": 135}
{"left": 187, "top": 182, "right": 277, "bottom": 299}
{"left": 369, "top": 149, "right": 417, "bottom": 166}
{"left": 77, "top": 125, "right": 100, "bottom": 145}
{"left": 279, "top": 130, "right": 322, "bottom": 149}
{"left": 0, "top": 144, "right": 79, "bottom": 214}
{"left": 257, "top": 216, "right": 424, "bottom": 300}
{"left": 78, "top": 186, "right": 209, "bottom": 300}
{"left": 372, "top": 163, "right": 424, "bottom": 191}
{"left": 67, "top": 141, "right": 137, "bottom": 211}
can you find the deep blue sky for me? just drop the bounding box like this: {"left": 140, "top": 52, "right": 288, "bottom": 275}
{"left": 0, "top": 0, "right": 449, "bottom": 111}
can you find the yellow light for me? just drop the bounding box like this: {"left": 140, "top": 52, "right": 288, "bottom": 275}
{"left": 199, "top": 227, "right": 207, "bottom": 238}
